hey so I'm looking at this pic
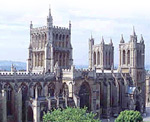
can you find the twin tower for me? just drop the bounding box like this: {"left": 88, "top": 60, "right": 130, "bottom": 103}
{"left": 89, "top": 28, "right": 145, "bottom": 87}
{"left": 27, "top": 8, "right": 145, "bottom": 89}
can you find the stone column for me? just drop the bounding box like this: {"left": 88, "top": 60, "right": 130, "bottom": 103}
{"left": 107, "top": 83, "right": 111, "bottom": 118}
{"left": 33, "top": 87, "right": 40, "bottom": 122}
{"left": 17, "top": 88, "right": 22, "bottom": 122}
{"left": 48, "top": 98, "right": 51, "bottom": 110}
{"left": 33, "top": 101, "right": 40, "bottom": 122}
{"left": 2, "top": 89, "right": 7, "bottom": 122}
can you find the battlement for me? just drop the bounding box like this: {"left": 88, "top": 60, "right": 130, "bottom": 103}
{"left": 31, "top": 26, "right": 47, "bottom": 33}
{"left": 53, "top": 26, "right": 70, "bottom": 33}
{"left": 0, "top": 71, "right": 55, "bottom": 78}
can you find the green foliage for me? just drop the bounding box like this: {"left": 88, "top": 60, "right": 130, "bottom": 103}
{"left": 43, "top": 107, "right": 101, "bottom": 122}
{"left": 115, "top": 110, "right": 143, "bottom": 122}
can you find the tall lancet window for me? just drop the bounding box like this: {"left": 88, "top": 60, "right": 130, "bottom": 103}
{"left": 97, "top": 51, "right": 100, "bottom": 65}
{"left": 127, "top": 50, "right": 130, "bottom": 65}
{"left": 109, "top": 51, "right": 111, "bottom": 65}
{"left": 94, "top": 52, "right": 96, "bottom": 65}
{"left": 123, "top": 50, "right": 126, "bottom": 64}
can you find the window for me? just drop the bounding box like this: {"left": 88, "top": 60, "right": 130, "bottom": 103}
{"left": 97, "top": 51, "right": 100, "bottom": 65}
{"left": 123, "top": 50, "right": 126, "bottom": 64}
{"left": 48, "top": 83, "right": 55, "bottom": 97}
{"left": 127, "top": 50, "right": 130, "bottom": 65}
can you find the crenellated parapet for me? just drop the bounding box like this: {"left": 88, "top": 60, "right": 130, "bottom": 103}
{"left": 31, "top": 26, "right": 48, "bottom": 33}
{"left": 0, "top": 71, "right": 55, "bottom": 81}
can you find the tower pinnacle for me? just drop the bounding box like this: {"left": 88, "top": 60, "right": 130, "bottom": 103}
{"left": 49, "top": 4, "right": 51, "bottom": 16}
{"left": 140, "top": 34, "right": 144, "bottom": 43}
{"left": 120, "top": 34, "right": 124, "bottom": 43}
{"left": 101, "top": 36, "right": 105, "bottom": 44}
{"left": 133, "top": 26, "right": 136, "bottom": 36}
{"left": 110, "top": 38, "right": 113, "bottom": 45}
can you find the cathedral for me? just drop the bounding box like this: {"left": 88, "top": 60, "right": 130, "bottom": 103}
{"left": 0, "top": 8, "right": 146, "bottom": 122}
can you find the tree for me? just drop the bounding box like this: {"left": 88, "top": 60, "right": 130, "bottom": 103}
{"left": 115, "top": 110, "right": 143, "bottom": 122}
{"left": 43, "top": 107, "right": 101, "bottom": 122}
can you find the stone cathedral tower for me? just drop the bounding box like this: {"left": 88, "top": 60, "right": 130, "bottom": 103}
{"left": 119, "top": 28, "right": 145, "bottom": 111}
{"left": 27, "top": 8, "right": 73, "bottom": 73}
{"left": 89, "top": 36, "right": 114, "bottom": 70}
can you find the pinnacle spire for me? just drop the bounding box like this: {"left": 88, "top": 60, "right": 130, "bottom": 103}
{"left": 120, "top": 34, "right": 124, "bottom": 43}
{"left": 133, "top": 26, "right": 136, "bottom": 36}
{"left": 49, "top": 4, "right": 51, "bottom": 16}
{"left": 101, "top": 36, "right": 104, "bottom": 44}
{"left": 110, "top": 38, "right": 113, "bottom": 45}
{"left": 69, "top": 20, "right": 71, "bottom": 30}
{"left": 140, "top": 34, "right": 144, "bottom": 43}
{"left": 91, "top": 32, "right": 93, "bottom": 39}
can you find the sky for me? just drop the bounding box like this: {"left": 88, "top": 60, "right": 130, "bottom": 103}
{"left": 0, "top": 0, "right": 150, "bottom": 66}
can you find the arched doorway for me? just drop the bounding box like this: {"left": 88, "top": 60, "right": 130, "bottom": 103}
{"left": 79, "top": 82, "right": 91, "bottom": 110}
{"left": 27, "top": 106, "right": 33, "bottom": 122}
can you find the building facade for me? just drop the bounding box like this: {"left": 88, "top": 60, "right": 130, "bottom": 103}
{"left": 0, "top": 9, "right": 146, "bottom": 122}
{"left": 27, "top": 8, "right": 73, "bottom": 73}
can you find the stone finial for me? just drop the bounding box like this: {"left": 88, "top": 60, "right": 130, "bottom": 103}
{"left": 120, "top": 34, "right": 125, "bottom": 43}
{"left": 11, "top": 64, "right": 17, "bottom": 73}
{"left": 110, "top": 38, "right": 113, "bottom": 45}
{"left": 49, "top": 4, "right": 51, "bottom": 16}
{"left": 140, "top": 34, "right": 144, "bottom": 43}
{"left": 30, "top": 21, "right": 33, "bottom": 29}
{"left": 101, "top": 36, "right": 105, "bottom": 44}
{"left": 69, "top": 20, "right": 71, "bottom": 30}
{"left": 133, "top": 26, "right": 136, "bottom": 36}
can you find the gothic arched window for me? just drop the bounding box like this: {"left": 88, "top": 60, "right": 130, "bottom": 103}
{"left": 94, "top": 52, "right": 96, "bottom": 65}
{"left": 62, "top": 83, "right": 69, "bottom": 97}
{"left": 48, "top": 83, "right": 55, "bottom": 97}
{"left": 109, "top": 51, "right": 111, "bottom": 65}
{"left": 79, "top": 82, "right": 91, "bottom": 111}
{"left": 127, "top": 50, "right": 130, "bottom": 65}
{"left": 97, "top": 51, "right": 100, "bottom": 65}
{"left": 123, "top": 50, "right": 126, "bottom": 64}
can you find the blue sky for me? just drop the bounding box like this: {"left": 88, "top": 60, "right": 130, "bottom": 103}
{"left": 0, "top": 0, "right": 150, "bottom": 66}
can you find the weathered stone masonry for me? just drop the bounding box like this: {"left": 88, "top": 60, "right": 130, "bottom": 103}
{"left": 0, "top": 8, "right": 146, "bottom": 122}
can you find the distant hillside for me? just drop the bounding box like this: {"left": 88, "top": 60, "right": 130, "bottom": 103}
{"left": 0, "top": 60, "right": 26, "bottom": 71}
{"left": 0, "top": 60, "right": 149, "bottom": 71}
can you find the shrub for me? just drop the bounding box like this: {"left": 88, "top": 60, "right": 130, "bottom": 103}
{"left": 43, "top": 107, "right": 101, "bottom": 122}
{"left": 115, "top": 110, "right": 143, "bottom": 122}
